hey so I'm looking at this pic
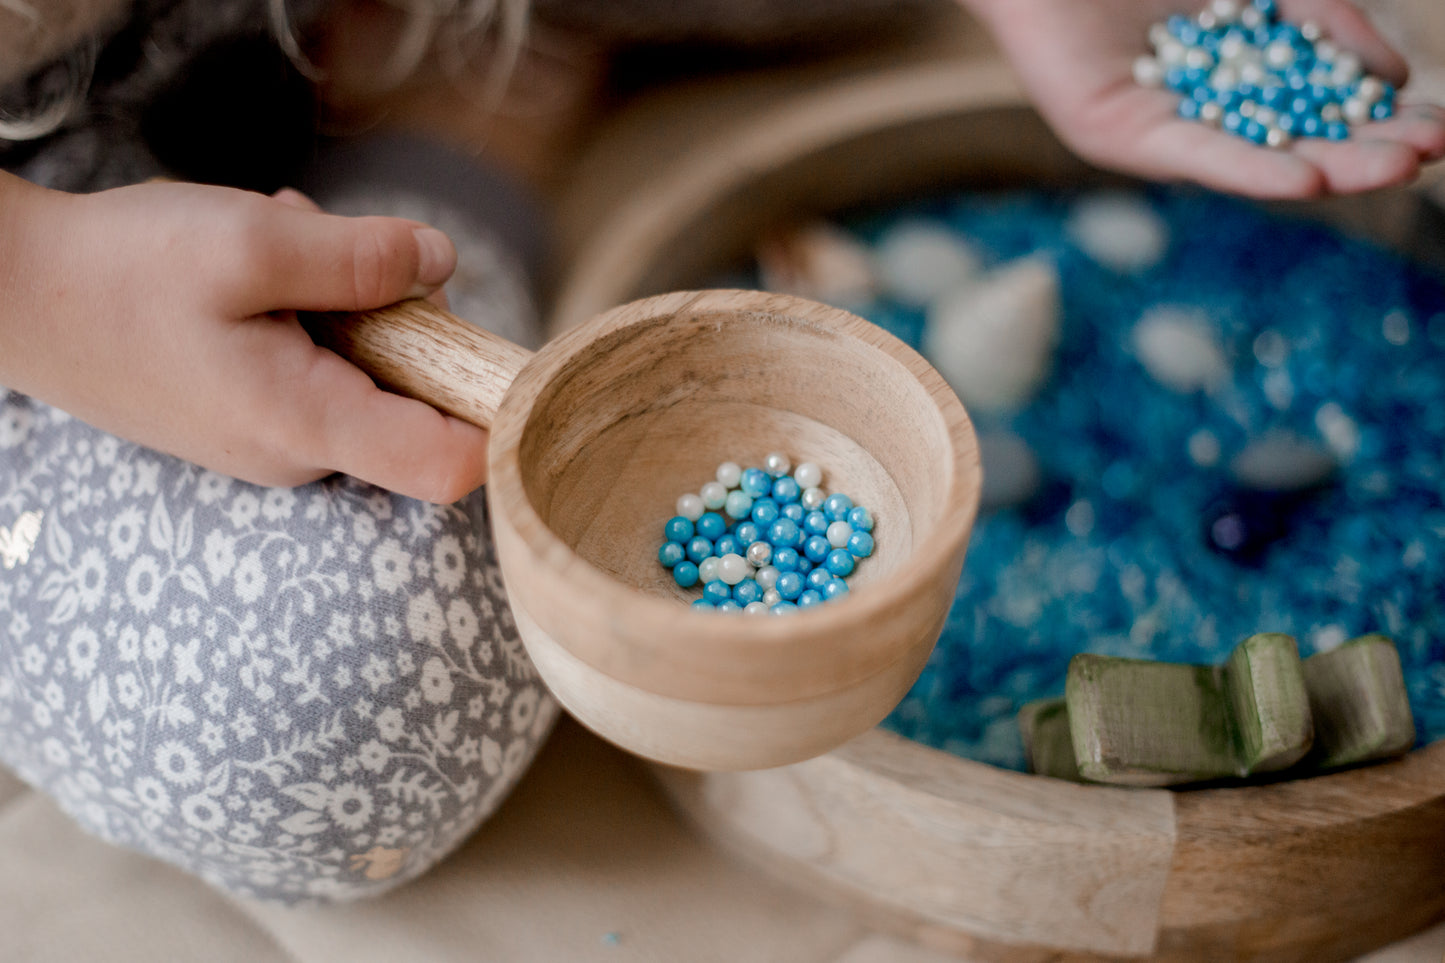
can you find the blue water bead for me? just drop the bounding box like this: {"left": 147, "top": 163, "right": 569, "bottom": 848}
{"left": 663, "top": 516, "right": 694, "bottom": 543}
{"left": 776, "top": 571, "right": 805, "bottom": 601}
{"left": 822, "top": 577, "right": 850, "bottom": 601}
{"left": 717, "top": 600, "right": 743, "bottom": 613}
{"left": 714, "top": 533, "right": 743, "bottom": 558}
{"left": 658, "top": 541, "right": 685, "bottom": 568}
{"left": 740, "top": 467, "right": 772, "bottom": 498}
{"left": 771, "top": 476, "right": 801, "bottom": 504}
{"left": 773, "top": 547, "right": 801, "bottom": 572}
{"left": 847, "top": 530, "right": 876, "bottom": 559}
{"left": 804, "top": 510, "right": 830, "bottom": 536}
{"left": 804, "top": 535, "right": 831, "bottom": 563}
{"left": 696, "top": 512, "right": 727, "bottom": 540}
{"left": 823, "top": 492, "right": 854, "bottom": 521}
{"left": 750, "top": 497, "right": 780, "bottom": 526}
{"left": 797, "top": 590, "right": 824, "bottom": 609}
{"left": 703, "top": 580, "right": 732, "bottom": 605}
{"left": 673, "top": 560, "right": 700, "bottom": 588}
{"left": 685, "top": 536, "right": 713, "bottom": 564}
{"left": 768, "top": 517, "right": 804, "bottom": 549}
{"left": 807, "top": 568, "right": 832, "bottom": 591}
{"left": 825, "top": 548, "right": 856, "bottom": 577}
{"left": 690, "top": 599, "right": 714, "bottom": 611}
{"left": 724, "top": 490, "right": 754, "bottom": 521}
{"left": 732, "top": 579, "right": 763, "bottom": 606}
{"left": 734, "top": 521, "right": 761, "bottom": 546}
{"left": 781, "top": 502, "right": 804, "bottom": 523}
{"left": 847, "top": 505, "right": 874, "bottom": 532}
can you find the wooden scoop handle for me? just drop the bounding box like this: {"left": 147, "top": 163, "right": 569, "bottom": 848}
{"left": 304, "top": 299, "right": 534, "bottom": 431}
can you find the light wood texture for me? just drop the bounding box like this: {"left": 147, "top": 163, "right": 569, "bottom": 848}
{"left": 321, "top": 289, "right": 980, "bottom": 770}
{"left": 548, "top": 56, "right": 1445, "bottom": 958}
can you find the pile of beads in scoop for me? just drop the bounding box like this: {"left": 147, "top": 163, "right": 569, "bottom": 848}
{"left": 657, "top": 453, "right": 875, "bottom": 614}
{"left": 1133, "top": 0, "right": 1396, "bottom": 147}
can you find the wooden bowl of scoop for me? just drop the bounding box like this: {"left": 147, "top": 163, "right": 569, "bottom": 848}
{"left": 545, "top": 57, "right": 1445, "bottom": 961}
{"left": 309, "top": 288, "right": 980, "bottom": 772}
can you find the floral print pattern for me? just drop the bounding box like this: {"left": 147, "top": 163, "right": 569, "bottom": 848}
{"left": 0, "top": 391, "right": 558, "bottom": 904}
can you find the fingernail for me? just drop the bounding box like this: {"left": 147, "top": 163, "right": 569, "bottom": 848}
{"left": 413, "top": 227, "right": 456, "bottom": 288}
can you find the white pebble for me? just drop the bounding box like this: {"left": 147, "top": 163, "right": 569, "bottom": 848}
{"left": 763, "top": 451, "right": 791, "bottom": 477}
{"left": 744, "top": 602, "right": 769, "bottom": 616}
{"left": 1316, "top": 402, "right": 1361, "bottom": 462}
{"left": 698, "top": 557, "right": 721, "bottom": 583}
{"left": 873, "top": 218, "right": 982, "bottom": 307}
{"left": 700, "top": 481, "right": 728, "bottom": 510}
{"left": 756, "top": 222, "right": 878, "bottom": 309}
{"left": 923, "top": 257, "right": 1061, "bottom": 413}
{"left": 1188, "top": 428, "right": 1221, "bottom": 467}
{"left": 717, "top": 554, "right": 751, "bottom": 585}
{"left": 1131, "top": 306, "right": 1229, "bottom": 393}
{"left": 1066, "top": 191, "right": 1170, "bottom": 273}
{"left": 1230, "top": 433, "right": 1338, "bottom": 492}
{"left": 978, "top": 431, "right": 1042, "bottom": 511}
{"left": 793, "top": 461, "right": 822, "bottom": 490}
{"left": 676, "top": 493, "right": 705, "bottom": 521}
{"left": 826, "top": 520, "right": 852, "bottom": 549}
{"left": 1133, "top": 55, "right": 1165, "bottom": 88}
{"left": 1065, "top": 500, "right": 1096, "bottom": 537}
{"left": 755, "top": 565, "right": 781, "bottom": 591}
{"left": 716, "top": 461, "right": 742, "bottom": 488}
{"left": 800, "top": 486, "right": 825, "bottom": 510}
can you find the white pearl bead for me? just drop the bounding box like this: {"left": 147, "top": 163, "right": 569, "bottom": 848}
{"left": 1209, "top": 64, "right": 1241, "bottom": 91}
{"left": 1196, "top": 10, "right": 1218, "bottom": 30}
{"left": 1321, "top": 102, "right": 1343, "bottom": 124}
{"left": 744, "top": 602, "right": 769, "bottom": 616}
{"left": 755, "top": 566, "right": 780, "bottom": 591}
{"left": 1157, "top": 39, "right": 1187, "bottom": 66}
{"left": 763, "top": 451, "right": 791, "bottom": 477}
{"left": 1357, "top": 76, "right": 1385, "bottom": 105}
{"left": 676, "top": 493, "right": 705, "bottom": 521}
{"left": 1253, "top": 106, "right": 1278, "bottom": 127}
{"left": 1239, "top": 6, "right": 1261, "bottom": 29}
{"left": 1200, "top": 102, "right": 1224, "bottom": 127}
{"left": 1265, "top": 40, "right": 1296, "bottom": 70}
{"left": 1149, "top": 23, "right": 1171, "bottom": 48}
{"left": 762, "top": 589, "right": 782, "bottom": 607}
{"left": 1210, "top": 0, "right": 1240, "bottom": 22}
{"left": 1301, "top": 20, "right": 1322, "bottom": 42}
{"left": 700, "top": 481, "right": 728, "bottom": 510}
{"left": 698, "top": 556, "right": 721, "bottom": 583}
{"left": 715, "top": 461, "right": 742, "bottom": 489}
{"left": 1239, "top": 99, "right": 1258, "bottom": 119}
{"left": 1239, "top": 62, "right": 1266, "bottom": 87}
{"left": 793, "top": 462, "right": 823, "bottom": 491}
{"left": 717, "top": 554, "right": 750, "bottom": 585}
{"left": 1217, "top": 35, "right": 1245, "bottom": 63}
{"left": 1133, "top": 55, "right": 1164, "bottom": 88}
{"left": 800, "top": 487, "right": 826, "bottom": 511}
{"left": 826, "top": 520, "right": 852, "bottom": 549}
{"left": 1343, "top": 96, "right": 1370, "bottom": 125}
{"left": 1331, "top": 53, "right": 1362, "bottom": 87}
{"left": 1265, "top": 126, "right": 1292, "bottom": 149}
{"left": 746, "top": 541, "right": 773, "bottom": 567}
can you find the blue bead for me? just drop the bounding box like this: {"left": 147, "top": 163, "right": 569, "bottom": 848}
{"left": 847, "top": 530, "right": 875, "bottom": 559}
{"left": 1166, "top": 14, "right": 1190, "bottom": 37}
{"left": 724, "top": 490, "right": 754, "bottom": 521}
{"left": 664, "top": 516, "right": 694, "bottom": 542}
{"left": 1285, "top": 69, "right": 1309, "bottom": 90}
{"left": 1253, "top": 0, "right": 1278, "bottom": 20}
{"left": 1289, "top": 95, "right": 1314, "bottom": 116}
{"left": 715, "top": 534, "right": 743, "bottom": 558}
{"left": 1242, "top": 119, "right": 1268, "bottom": 144}
{"left": 1182, "top": 67, "right": 1209, "bottom": 89}
{"left": 1177, "top": 98, "right": 1202, "bottom": 121}
{"left": 750, "top": 498, "right": 779, "bottom": 526}
{"left": 1238, "top": 84, "right": 1261, "bottom": 102}
{"left": 804, "top": 535, "right": 831, "bottom": 562}
{"left": 776, "top": 571, "right": 805, "bottom": 601}
{"left": 740, "top": 468, "right": 772, "bottom": 498}
{"left": 1309, "top": 83, "right": 1335, "bottom": 104}
{"left": 696, "top": 512, "right": 726, "bottom": 540}
{"left": 781, "top": 502, "right": 804, "bottom": 523}
{"left": 703, "top": 580, "right": 732, "bottom": 604}
{"left": 797, "top": 590, "right": 824, "bottom": 609}
{"left": 796, "top": 557, "right": 814, "bottom": 574}
{"left": 716, "top": 600, "right": 742, "bottom": 613}
{"left": 1223, "top": 110, "right": 1245, "bottom": 133}
{"left": 734, "top": 521, "right": 761, "bottom": 546}
{"left": 658, "top": 541, "right": 685, "bottom": 568}
{"left": 823, "top": 493, "right": 853, "bottom": 521}
{"left": 1371, "top": 100, "right": 1393, "bottom": 122}
{"left": 804, "top": 510, "right": 830, "bottom": 536}
{"left": 1164, "top": 66, "right": 1189, "bottom": 92}
{"left": 1262, "top": 86, "right": 1289, "bottom": 109}
{"left": 1190, "top": 85, "right": 1215, "bottom": 104}
{"left": 769, "top": 602, "right": 798, "bottom": 615}
{"left": 673, "top": 560, "right": 700, "bottom": 588}
{"left": 825, "top": 549, "right": 856, "bottom": 577}
{"left": 1299, "top": 114, "right": 1324, "bottom": 137}
{"left": 1325, "top": 121, "right": 1349, "bottom": 140}
{"left": 772, "top": 547, "right": 801, "bottom": 572}
{"left": 768, "top": 517, "right": 803, "bottom": 549}
{"left": 822, "top": 577, "right": 850, "bottom": 600}
{"left": 1276, "top": 112, "right": 1298, "bottom": 134}
{"left": 732, "top": 579, "right": 762, "bottom": 605}
{"left": 807, "top": 568, "right": 832, "bottom": 590}
{"left": 686, "top": 537, "right": 713, "bottom": 563}
{"left": 846, "top": 506, "right": 874, "bottom": 532}
{"left": 771, "top": 476, "right": 801, "bottom": 503}
{"left": 691, "top": 599, "right": 715, "bottom": 611}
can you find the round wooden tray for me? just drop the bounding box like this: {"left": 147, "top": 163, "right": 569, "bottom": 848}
{"left": 550, "top": 58, "right": 1445, "bottom": 960}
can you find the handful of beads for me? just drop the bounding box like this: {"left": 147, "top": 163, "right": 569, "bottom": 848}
{"left": 657, "top": 453, "right": 875, "bottom": 614}
{"left": 1133, "top": 0, "right": 1396, "bottom": 148}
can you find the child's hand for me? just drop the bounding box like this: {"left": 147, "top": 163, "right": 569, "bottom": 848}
{"left": 972, "top": 0, "right": 1445, "bottom": 197}
{"left": 0, "top": 175, "right": 490, "bottom": 503}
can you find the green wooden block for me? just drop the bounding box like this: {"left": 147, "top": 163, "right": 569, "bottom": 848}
{"left": 1302, "top": 633, "right": 1417, "bottom": 770}
{"left": 1017, "top": 698, "right": 1083, "bottom": 782}
{"left": 1065, "top": 633, "right": 1312, "bottom": 787}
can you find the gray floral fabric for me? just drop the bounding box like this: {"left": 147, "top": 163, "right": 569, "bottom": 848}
{"left": 0, "top": 391, "right": 559, "bottom": 903}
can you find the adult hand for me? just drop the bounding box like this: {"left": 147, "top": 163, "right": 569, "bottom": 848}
{"left": 969, "top": 0, "right": 1445, "bottom": 197}
{"left": 0, "top": 174, "right": 490, "bottom": 503}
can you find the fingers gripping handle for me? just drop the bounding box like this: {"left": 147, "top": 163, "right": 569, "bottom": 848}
{"left": 305, "top": 299, "right": 533, "bottom": 431}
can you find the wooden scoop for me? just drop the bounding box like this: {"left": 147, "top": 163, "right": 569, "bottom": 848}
{"left": 307, "top": 289, "right": 981, "bottom": 770}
